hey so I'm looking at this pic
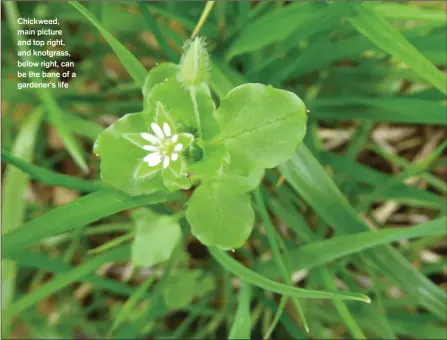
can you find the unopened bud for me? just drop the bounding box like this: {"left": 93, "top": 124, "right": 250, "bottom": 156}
{"left": 179, "top": 38, "right": 209, "bottom": 87}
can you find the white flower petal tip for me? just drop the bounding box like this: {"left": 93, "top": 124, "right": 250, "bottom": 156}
{"left": 171, "top": 134, "right": 178, "bottom": 142}
{"left": 143, "top": 145, "right": 158, "bottom": 151}
{"left": 171, "top": 153, "right": 179, "bottom": 161}
{"left": 151, "top": 123, "right": 164, "bottom": 138}
{"left": 174, "top": 143, "right": 183, "bottom": 152}
{"left": 141, "top": 133, "right": 159, "bottom": 144}
{"left": 144, "top": 153, "right": 162, "bottom": 167}
{"left": 163, "top": 123, "right": 171, "bottom": 137}
{"left": 163, "top": 157, "right": 170, "bottom": 169}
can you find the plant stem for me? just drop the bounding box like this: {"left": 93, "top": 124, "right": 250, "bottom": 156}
{"left": 191, "top": 1, "right": 215, "bottom": 39}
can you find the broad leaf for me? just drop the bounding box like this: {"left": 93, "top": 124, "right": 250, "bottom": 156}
{"left": 186, "top": 182, "right": 254, "bottom": 249}
{"left": 131, "top": 209, "right": 181, "bottom": 267}
{"left": 94, "top": 113, "right": 165, "bottom": 195}
{"left": 214, "top": 83, "right": 307, "bottom": 169}
{"left": 163, "top": 269, "right": 200, "bottom": 310}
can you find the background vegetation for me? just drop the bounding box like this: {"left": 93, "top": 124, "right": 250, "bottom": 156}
{"left": 2, "top": 1, "right": 446, "bottom": 339}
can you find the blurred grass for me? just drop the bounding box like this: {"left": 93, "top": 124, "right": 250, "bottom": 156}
{"left": 1, "top": 1, "right": 446, "bottom": 339}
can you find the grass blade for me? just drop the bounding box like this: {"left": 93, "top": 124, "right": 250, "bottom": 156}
{"left": 349, "top": 5, "right": 447, "bottom": 94}
{"left": 229, "top": 282, "right": 252, "bottom": 340}
{"left": 279, "top": 145, "right": 446, "bottom": 318}
{"left": 2, "top": 190, "right": 172, "bottom": 257}
{"left": 1, "top": 107, "right": 43, "bottom": 334}
{"left": 4, "top": 2, "right": 89, "bottom": 172}
{"left": 69, "top": 1, "right": 147, "bottom": 87}
{"left": 3, "top": 246, "right": 129, "bottom": 319}
{"left": 10, "top": 249, "right": 135, "bottom": 296}
{"left": 110, "top": 274, "right": 156, "bottom": 335}
{"left": 1, "top": 149, "right": 106, "bottom": 192}
{"left": 138, "top": 3, "right": 179, "bottom": 62}
{"left": 254, "top": 189, "right": 309, "bottom": 332}
{"left": 209, "top": 247, "right": 370, "bottom": 303}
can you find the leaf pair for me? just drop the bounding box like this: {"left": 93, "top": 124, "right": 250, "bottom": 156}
{"left": 95, "top": 38, "right": 307, "bottom": 248}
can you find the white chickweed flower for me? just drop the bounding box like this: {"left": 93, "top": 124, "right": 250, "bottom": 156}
{"left": 140, "top": 122, "right": 184, "bottom": 169}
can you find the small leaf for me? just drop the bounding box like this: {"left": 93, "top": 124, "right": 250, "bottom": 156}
{"left": 215, "top": 83, "right": 307, "bottom": 169}
{"left": 131, "top": 209, "right": 181, "bottom": 267}
{"left": 186, "top": 182, "right": 254, "bottom": 249}
{"left": 144, "top": 76, "right": 218, "bottom": 140}
{"left": 94, "top": 112, "right": 165, "bottom": 195}
{"left": 163, "top": 269, "right": 200, "bottom": 310}
{"left": 142, "top": 63, "right": 178, "bottom": 98}
{"left": 162, "top": 159, "right": 191, "bottom": 192}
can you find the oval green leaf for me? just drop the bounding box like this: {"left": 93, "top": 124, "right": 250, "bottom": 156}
{"left": 215, "top": 83, "right": 307, "bottom": 169}
{"left": 186, "top": 182, "right": 254, "bottom": 249}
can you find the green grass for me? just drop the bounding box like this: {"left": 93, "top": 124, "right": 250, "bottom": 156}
{"left": 1, "top": 1, "right": 446, "bottom": 339}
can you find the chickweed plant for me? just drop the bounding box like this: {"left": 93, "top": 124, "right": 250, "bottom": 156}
{"left": 2, "top": 1, "right": 446, "bottom": 339}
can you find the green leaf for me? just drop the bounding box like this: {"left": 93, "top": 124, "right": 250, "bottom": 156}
{"left": 144, "top": 76, "right": 217, "bottom": 140}
{"left": 186, "top": 182, "right": 254, "bottom": 249}
{"left": 371, "top": 2, "right": 447, "bottom": 24}
{"left": 39, "top": 90, "right": 89, "bottom": 173}
{"left": 1, "top": 107, "right": 43, "bottom": 317}
{"left": 3, "top": 246, "right": 129, "bottom": 319}
{"left": 138, "top": 3, "right": 179, "bottom": 62}
{"left": 226, "top": 3, "right": 308, "bottom": 58}
{"left": 189, "top": 143, "right": 229, "bottom": 180}
{"left": 312, "top": 97, "right": 447, "bottom": 125}
{"left": 131, "top": 209, "right": 181, "bottom": 267}
{"left": 349, "top": 5, "right": 447, "bottom": 94}
{"left": 195, "top": 275, "right": 215, "bottom": 298}
{"left": 7, "top": 249, "right": 136, "bottom": 297}
{"left": 279, "top": 144, "right": 446, "bottom": 319}
{"left": 4, "top": 2, "right": 89, "bottom": 173}
{"left": 94, "top": 112, "right": 166, "bottom": 195}
{"left": 217, "top": 149, "right": 265, "bottom": 193}
{"left": 259, "top": 214, "right": 446, "bottom": 276}
{"left": 229, "top": 282, "right": 252, "bottom": 339}
{"left": 142, "top": 63, "right": 179, "bottom": 98}
{"left": 163, "top": 270, "right": 200, "bottom": 310}
{"left": 1, "top": 149, "right": 106, "bottom": 193}
{"left": 69, "top": 1, "right": 147, "bottom": 87}
{"left": 226, "top": 2, "right": 359, "bottom": 59}
{"left": 209, "top": 247, "right": 370, "bottom": 303}
{"left": 2, "top": 190, "right": 171, "bottom": 257}
{"left": 214, "top": 83, "right": 307, "bottom": 169}
{"left": 111, "top": 274, "right": 155, "bottom": 335}
{"left": 162, "top": 159, "right": 191, "bottom": 192}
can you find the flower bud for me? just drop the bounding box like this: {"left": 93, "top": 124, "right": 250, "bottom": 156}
{"left": 179, "top": 38, "right": 209, "bottom": 87}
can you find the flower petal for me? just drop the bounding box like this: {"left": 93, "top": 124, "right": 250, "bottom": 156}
{"left": 163, "top": 156, "right": 170, "bottom": 169}
{"left": 141, "top": 133, "right": 159, "bottom": 144}
{"left": 171, "top": 153, "right": 179, "bottom": 161}
{"left": 163, "top": 122, "right": 171, "bottom": 137}
{"left": 151, "top": 123, "right": 164, "bottom": 138}
{"left": 171, "top": 134, "right": 178, "bottom": 143}
{"left": 143, "top": 145, "right": 159, "bottom": 151}
{"left": 144, "top": 152, "right": 162, "bottom": 167}
{"left": 174, "top": 143, "right": 183, "bottom": 152}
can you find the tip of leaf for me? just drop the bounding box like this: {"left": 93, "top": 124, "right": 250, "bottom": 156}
{"left": 364, "top": 296, "right": 372, "bottom": 304}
